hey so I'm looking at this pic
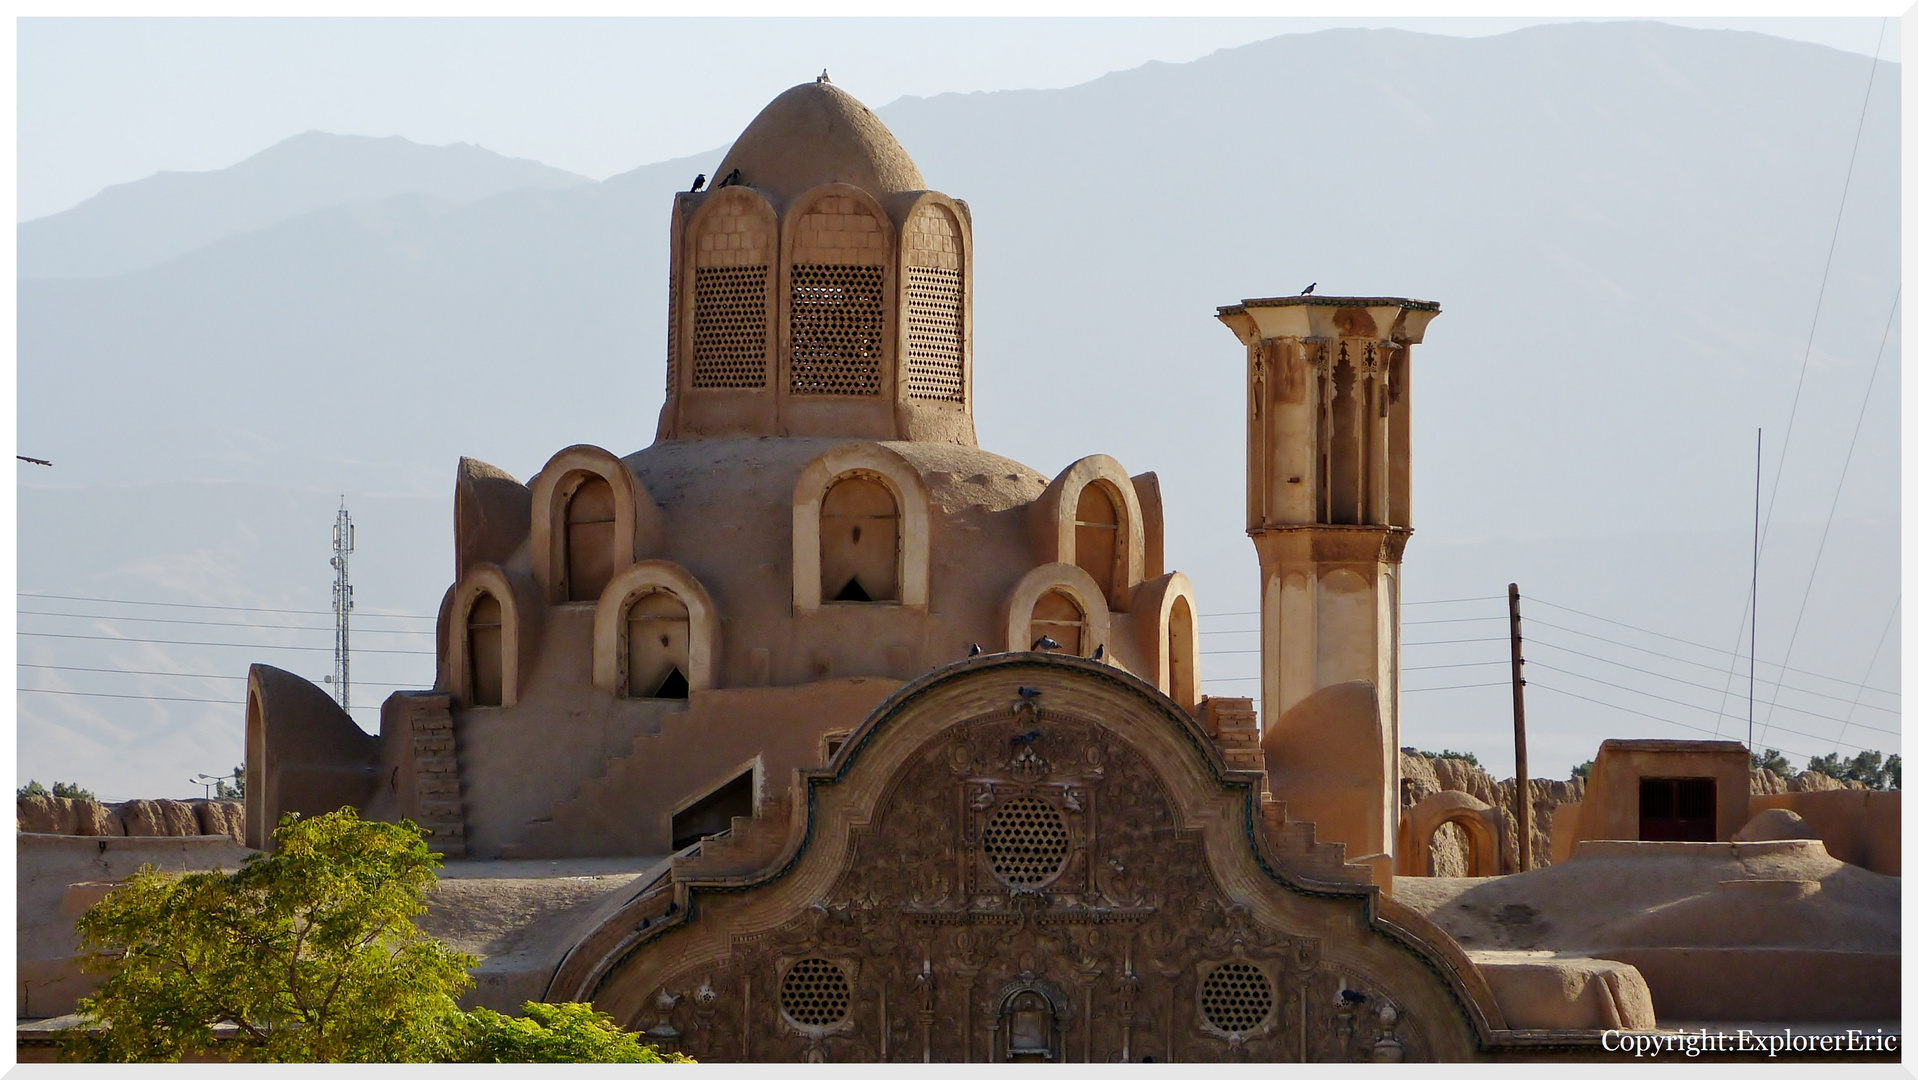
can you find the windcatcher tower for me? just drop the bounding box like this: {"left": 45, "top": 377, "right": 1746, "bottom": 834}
{"left": 657, "top": 79, "right": 976, "bottom": 445}
{"left": 1216, "top": 296, "right": 1439, "bottom": 865}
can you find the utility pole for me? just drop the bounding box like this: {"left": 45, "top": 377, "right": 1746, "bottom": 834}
{"left": 330, "top": 500, "right": 355, "bottom": 710}
{"left": 1749, "top": 428, "right": 1761, "bottom": 753}
{"left": 1507, "top": 582, "right": 1531, "bottom": 873}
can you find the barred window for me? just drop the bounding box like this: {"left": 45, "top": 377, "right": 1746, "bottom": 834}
{"left": 665, "top": 275, "right": 680, "bottom": 394}
{"left": 781, "top": 957, "right": 851, "bottom": 1030}
{"left": 1200, "top": 963, "right": 1274, "bottom": 1033}
{"left": 790, "top": 264, "right": 885, "bottom": 396}
{"left": 906, "top": 267, "right": 964, "bottom": 402}
{"left": 691, "top": 265, "right": 768, "bottom": 389}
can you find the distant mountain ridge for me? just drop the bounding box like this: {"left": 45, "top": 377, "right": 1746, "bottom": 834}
{"left": 18, "top": 130, "right": 594, "bottom": 279}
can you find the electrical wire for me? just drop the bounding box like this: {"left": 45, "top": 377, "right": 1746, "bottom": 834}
{"left": 18, "top": 663, "right": 424, "bottom": 689}
{"left": 18, "top": 609, "right": 434, "bottom": 635}
{"left": 19, "top": 631, "right": 432, "bottom": 655}
{"left": 1527, "top": 664, "right": 1886, "bottom": 753}
{"left": 20, "top": 687, "right": 381, "bottom": 710}
{"left": 1526, "top": 606, "right": 1898, "bottom": 696}
{"left": 17, "top": 591, "right": 435, "bottom": 620}
{"left": 1833, "top": 599, "right": 1900, "bottom": 754}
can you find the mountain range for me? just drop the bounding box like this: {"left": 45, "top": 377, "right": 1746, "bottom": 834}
{"left": 18, "top": 22, "right": 1900, "bottom": 798}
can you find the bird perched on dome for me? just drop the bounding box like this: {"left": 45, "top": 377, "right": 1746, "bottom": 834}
{"left": 689, "top": 173, "right": 706, "bottom": 192}
{"left": 968, "top": 643, "right": 982, "bottom": 657}
{"left": 1033, "top": 635, "right": 1062, "bottom": 651}
{"left": 716, "top": 168, "right": 742, "bottom": 188}
{"left": 1302, "top": 282, "right": 1317, "bottom": 295}
{"left": 817, "top": 69, "right": 831, "bottom": 83}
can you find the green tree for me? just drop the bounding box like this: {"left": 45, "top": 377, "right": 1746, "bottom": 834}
{"left": 1570, "top": 760, "right": 1593, "bottom": 781}
{"left": 70, "top": 809, "right": 474, "bottom": 1062}
{"left": 1806, "top": 750, "right": 1901, "bottom": 791}
{"left": 17, "top": 779, "right": 97, "bottom": 800}
{"left": 1419, "top": 749, "right": 1481, "bottom": 768}
{"left": 214, "top": 764, "right": 245, "bottom": 800}
{"left": 1750, "top": 747, "right": 1795, "bottom": 779}
{"left": 453, "top": 1001, "right": 692, "bottom": 1063}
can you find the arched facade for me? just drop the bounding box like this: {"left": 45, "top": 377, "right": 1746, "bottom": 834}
{"left": 1031, "top": 455, "right": 1146, "bottom": 611}
{"left": 899, "top": 195, "right": 969, "bottom": 407}
{"left": 529, "top": 445, "right": 660, "bottom": 605}
{"left": 592, "top": 560, "right": 721, "bottom": 697}
{"left": 1399, "top": 790, "right": 1504, "bottom": 878}
{"left": 784, "top": 185, "right": 895, "bottom": 404}
{"left": 448, "top": 564, "right": 524, "bottom": 708}
{"left": 1003, "top": 562, "right": 1111, "bottom": 657}
{"left": 548, "top": 654, "right": 1495, "bottom": 1062}
{"left": 792, "top": 443, "right": 930, "bottom": 611}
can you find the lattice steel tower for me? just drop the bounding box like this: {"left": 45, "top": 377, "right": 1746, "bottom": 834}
{"left": 330, "top": 500, "right": 355, "bottom": 710}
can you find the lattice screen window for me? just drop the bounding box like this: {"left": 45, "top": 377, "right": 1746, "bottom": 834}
{"left": 982, "top": 795, "right": 1069, "bottom": 887}
{"left": 906, "top": 267, "right": 964, "bottom": 402}
{"left": 691, "top": 265, "right": 768, "bottom": 389}
{"left": 790, "top": 264, "right": 885, "bottom": 396}
{"left": 1200, "top": 963, "right": 1274, "bottom": 1033}
{"left": 780, "top": 957, "right": 851, "bottom": 1030}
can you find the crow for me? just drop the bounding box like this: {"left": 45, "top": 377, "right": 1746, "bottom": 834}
{"left": 1091, "top": 644, "right": 1105, "bottom": 661}
{"left": 1010, "top": 730, "right": 1042, "bottom": 747}
{"left": 1302, "top": 282, "right": 1317, "bottom": 295}
{"left": 1017, "top": 686, "right": 1042, "bottom": 700}
{"left": 968, "top": 643, "right": 982, "bottom": 657}
{"left": 716, "top": 168, "right": 742, "bottom": 188}
{"left": 1033, "top": 635, "right": 1063, "bottom": 651}
{"left": 689, "top": 173, "right": 707, "bottom": 193}
{"left": 1340, "top": 989, "right": 1367, "bottom": 1005}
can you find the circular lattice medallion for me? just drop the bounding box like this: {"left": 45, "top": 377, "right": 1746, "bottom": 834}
{"left": 780, "top": 957, "right": 851, "bottom": 1030}
{"left": 982, "top": 795, "right": 1069, "bottom": 887}
{"left": 1200, "top": 962, "right": 1274, "bottom": 1033}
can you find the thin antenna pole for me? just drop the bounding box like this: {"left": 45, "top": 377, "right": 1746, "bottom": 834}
{"left": 330, "top": 499, "right": 355, "bottom": 710}
{"left": 1749, "top": 430, "right": 1760, "bottom": 753}
{"left": 1507, "top": 582, "right": 1531, "bottom": 873}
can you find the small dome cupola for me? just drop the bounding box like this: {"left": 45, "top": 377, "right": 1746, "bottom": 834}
{"left": 656, "top": 82, "right": 976, "bottom": 447}
{"left": 710, "top": 81, "right": 926, "bottom": 206}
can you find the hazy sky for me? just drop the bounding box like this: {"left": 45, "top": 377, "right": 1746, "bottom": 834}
{"left": 16, "top": 15, "right": 1903, "bottom": 222}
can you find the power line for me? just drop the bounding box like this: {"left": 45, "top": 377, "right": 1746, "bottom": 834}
{"left": 1403, "top": 681, "right": 1508, "bottom": 694}
{"left": 1526, "top": 604, "right": 1899, "bottom": 696}
{"left": 1526, "top": 632, "right": 1899, "bottom": 716}
{"left": 1834, "top": 600, "right": 1900, "bottom": 754}
{"left": 18, "top": 609, "right": 433, "bottom": 635}
{"left": 18, "top": 663, "right": 425, "bottom": 689}
{"left": 1403, "top": 660, "right": 1508, "bottom": 672}
{"left": 1758, "top": 287, "right": 1900, "bottom": 747}
{"left": 1527, "top": 665, "right": 1887, "bottom": 754}
{"left": 20, "top": 687, "right": 382, "bottom": 711}
{"left": 19, "top": 631, "right": 432, "bottom": 655}
{"left": 17, "top": 592, "right": 435, "bottom": 620}
{"left": 1527, "top": 642, "right": 1897, "bottom": 736}
{"left": 1401, "top": 636, "right": 1507, "bottom": 647}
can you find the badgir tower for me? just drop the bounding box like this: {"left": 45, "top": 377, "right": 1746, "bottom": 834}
{"left": 221, "top": 79, "right": 1897, "bottom": 1062}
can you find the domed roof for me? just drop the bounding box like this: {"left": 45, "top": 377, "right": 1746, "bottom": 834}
{"left": 713, "top": 81, "right": 925, "bottom": 204}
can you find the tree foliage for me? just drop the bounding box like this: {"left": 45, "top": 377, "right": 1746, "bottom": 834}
{"left": 70, "top": 809, "right": 474, "bottom": 1062}
{"left": 452, "top": 1001, "right": 693, "bottom": 1063}
{"left": 214, "top": 763, "right": 245, "bottom": 800}
{"left": 1750, "top": 747, "right": 1794, "bottom": 778}
{"left": 18, "top": 779, "right": 97, "bottom": 800}
{"left": 1418, "top": 748, "right": 1481, "bottom": 768}
{"left": 1805, "top": 749, "right": 1900, "bottom": 791}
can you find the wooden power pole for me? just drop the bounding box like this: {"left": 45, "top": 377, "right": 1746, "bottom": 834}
{"left": 1508, "top": 582, "right": 1532, "bottom": 873}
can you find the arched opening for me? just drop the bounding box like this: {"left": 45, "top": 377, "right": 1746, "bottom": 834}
{"left": 625, "top": 589, "right": 690, "bottom": 699}
{"left": 820, "top": 474, "right": 900, "bottom": 602}
{"left": 565, "top": 476, "right": 617, "bottom": 602}
{"left": 1004, "top": 988, "right": 1056, "bottom": 1062}
{"left": 1074, "top": 481, "right": 1121, "bottom": 604}
{"left": 1168, "top": 594, "right": 1196, "bottom": 711}
{"left": 1428, "top": 819, "right": 1472, "bottom": 877}
{"left": 1031, "top": 588, "right": 1087, "bottom": 656}
{"left": 466, "top": 593, "right": 504, "bottom": 707}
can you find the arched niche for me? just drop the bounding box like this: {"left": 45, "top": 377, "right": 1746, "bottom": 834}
{"left": 683, "top": 187, "right": 778, "bottom": 393}
{"left": 898, "top": 194, "right": 969, "bottom": 406}
{"left": 1029, "top": 455, "right": 1146, "bottom": 612}
{"left": 782, "top": 184, "right": 895, "bottom": 399}
{"left": 1133, "top": 571, "right": 1201, "bottom": 714}
{"left": 1002, "top": 562, "right": 1111, "bottom": 657}
{"left": 448, "top": 564, "right": 525, "bottom": 708}
{"left": 792, "top": 443, "right": 929, "bottom": 612}
{"left": 529, "top": 445, "right": 664, "bottom": 605}
{"left": 592, "top": 560, "right": 720, "bottom": 697}
{"left": 1401, "top": 790, "right": 1504, "bottom": 878}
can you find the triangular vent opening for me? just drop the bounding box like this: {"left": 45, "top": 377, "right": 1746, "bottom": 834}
{"left": 834, "top": 578, "right": 873, "bottom": 603}
{"left": 652, "top": 667, "right": 690, "bottom": 699}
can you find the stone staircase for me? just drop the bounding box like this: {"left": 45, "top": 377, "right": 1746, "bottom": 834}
{"left": 668, "top": 797, "right": 796, "bottom": 880}
{"left": 1258, "top": 792, "right": 1377, "bottom": 888}
{"left": 398, "top": 692, "right": 466, "bottom": 857}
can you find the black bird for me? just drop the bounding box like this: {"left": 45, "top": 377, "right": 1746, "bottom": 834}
{"left": 689, "top": 172, "right": 707, "bottom": 193}
{"left": 1301, "top": 282, "right": 1317, "bottom": 295}
{"left": 1010, "top": 730, "right": 1042, "bottom": 747}
{"left": 968, "top": 643, "right": 982, "bottom": 657}
{"left": 1091, "top": 644, "right": 1105, "bottom": 661}
{"left": 1340, "top": 989, "right": 1367, "bottom": 1005}
{"left": 1033, "top": 635, "right": 1062, "bottom": 651}
{"left": 716, "top": 168, "right": 742, "bottom": 188}
{"left": 1017, "top": 687, "right": 1042, "bottom": 700}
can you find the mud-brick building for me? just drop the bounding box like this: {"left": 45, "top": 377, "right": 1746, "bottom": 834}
{"left": 220, "top": 78, "right": 1897, "bottom": 1062}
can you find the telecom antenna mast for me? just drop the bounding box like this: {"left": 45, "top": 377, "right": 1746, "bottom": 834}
{"left": 330, "top": 500, "right": 355, "bottom": 710}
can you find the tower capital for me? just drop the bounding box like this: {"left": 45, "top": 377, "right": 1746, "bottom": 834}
{"left": 1216, "top": 295, "right": 1440, "bottom": 348}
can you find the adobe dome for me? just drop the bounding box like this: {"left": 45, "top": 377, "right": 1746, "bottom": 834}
{"left": 713, "top": 80, "right": 925, "bottom": 203}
